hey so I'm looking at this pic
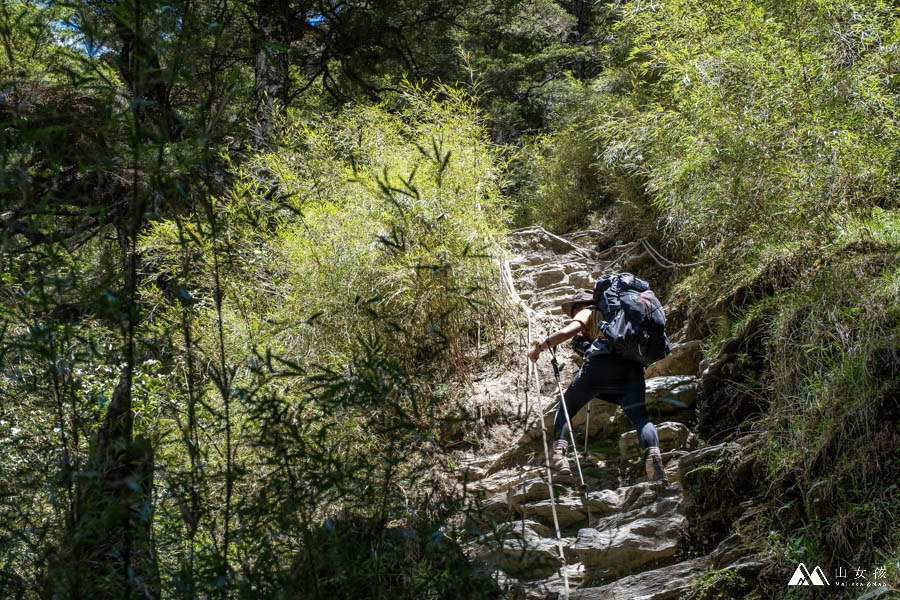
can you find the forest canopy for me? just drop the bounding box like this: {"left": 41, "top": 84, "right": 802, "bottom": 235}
{"left": 1, "top": 0, "right": 897, "bottom": 598}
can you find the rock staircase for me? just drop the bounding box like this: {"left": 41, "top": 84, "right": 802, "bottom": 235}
{"left": 457, "top": 227, "right": 765, "bottom": 600}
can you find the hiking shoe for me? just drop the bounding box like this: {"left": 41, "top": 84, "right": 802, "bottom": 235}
{"left": 550, "top": 450, "right": 571, "bottom": 475}
{"left": 645, "top": 447, "right": 668, "bottom": 483}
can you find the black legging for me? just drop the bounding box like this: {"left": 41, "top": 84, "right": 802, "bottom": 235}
{"left": 553, "top": 354, "right": 659, "bottom": 450}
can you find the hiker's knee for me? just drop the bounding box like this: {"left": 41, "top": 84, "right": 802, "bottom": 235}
{"left": 638, "top": 421, "right": 659, "bottom": 449}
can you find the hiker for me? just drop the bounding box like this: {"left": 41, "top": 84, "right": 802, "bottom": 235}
{"left": 527, "top": 288, "right": 669, "bottom": 483}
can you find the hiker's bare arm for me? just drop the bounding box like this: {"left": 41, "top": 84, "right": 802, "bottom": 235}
{"left": 528, "top": 320, "right": 583, "bottom": 361}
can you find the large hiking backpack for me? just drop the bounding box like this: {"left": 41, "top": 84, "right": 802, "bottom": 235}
{"left": 586, "top": 273, "right": 671, "bottom": 367}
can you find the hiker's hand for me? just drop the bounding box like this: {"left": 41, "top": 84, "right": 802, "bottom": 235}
{"left": 527, "top": 346, "right": 541, "bottom": 362}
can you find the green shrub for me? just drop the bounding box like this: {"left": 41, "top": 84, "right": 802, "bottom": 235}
{"left": 141, "top": 83, "right": 509, "bottom": 375}
{"left": 603, "top": 0, "right": 899, "bottom": 250}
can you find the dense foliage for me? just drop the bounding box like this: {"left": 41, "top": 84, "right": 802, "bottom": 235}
{"left": 515, "top": 0, "right": 900, "bottom": 590}
{"left": 1, "top": 0, "right": 898, "bottom": 598}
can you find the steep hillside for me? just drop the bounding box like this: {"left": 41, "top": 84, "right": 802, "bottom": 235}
{"left": 454, "top": 227, "right": 896, "bottom": 600}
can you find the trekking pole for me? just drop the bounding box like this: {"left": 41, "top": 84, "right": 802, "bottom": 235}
{"left": 548, "top": 347, "right": 591, "bottom": 524}
{"left": 584, "top": 400, "right": 591, "bottom": 456}
{"left": 528, "top": 358, "right": 570, "bottom": 599}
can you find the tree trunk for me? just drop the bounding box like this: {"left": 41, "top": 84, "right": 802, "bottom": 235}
{"left": 45, "top": 367, "right": 160, "bottom": 599}
{"left": 254, "top": 1, "right": 288, "bottom": 147}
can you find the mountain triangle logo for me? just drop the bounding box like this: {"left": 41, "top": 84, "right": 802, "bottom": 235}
{"left": 788, "top": 563, "right": 830, "bottom": 586}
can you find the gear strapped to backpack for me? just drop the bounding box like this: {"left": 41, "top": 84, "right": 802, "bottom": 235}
{"left": 584, "top": 273, "right": 671, "bottom": 367}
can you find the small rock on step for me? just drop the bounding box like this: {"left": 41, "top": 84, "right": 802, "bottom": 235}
{"left": 508, "top": 255, "right": 551, "bottom": 270}
{"left": 569, "top": 555, "right": 711, "bottom": 599}
{"left": 620, "top": 421, "right": 697, "bottom": 460}
{"left": 528, "top": 294, "right": 577, "bottom": 314}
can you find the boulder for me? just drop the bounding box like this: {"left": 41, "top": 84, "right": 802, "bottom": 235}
{"left": 645, "top": 340, "right": 704, "bottom": 378}
{"left": 716, "top": 336, "right": 741, "bottom": 359}
{"left": 566, "top": 270, "right": 594, "bottom": 289}
{"left": 570, "top": 398, "right": 619, "bottom": 435}
{"left": 620, "top": 421, "right": 696, "bottom": 459}
{"left": 644, "top": 376, "right": 700, "bottom": 414}
{"left": 470, "top": 467, "right": 536, "bottom": 496}
{"left": 572, "top": 512, "right": 686, "bottom": 578}
{"left": 569, "top": 556, "right": 711, "bottom": 599}
{"left": 479, "top": 491, "right": 515, "bottom": 522}
{"left": 587, "top": 480, "right": 678, "bottom": 518}
{"left": 573, "top": 483, "right": 685, "bottom": 579}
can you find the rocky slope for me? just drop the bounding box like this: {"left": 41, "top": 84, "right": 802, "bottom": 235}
{"left": 454, "top": 227, "right": 775, "bottom": 599}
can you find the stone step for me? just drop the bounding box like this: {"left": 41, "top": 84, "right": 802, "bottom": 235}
{"left": 587, "top": 480, "right": 680, "bottom": 519}
{"left": 468, "top": 465, "right": 542, "bottom": 495}
{"left": 619, "top": 421, "right": 697, "bottom": 460}
{"left": 572, "top": 495, "right": 686, "bottom": 579}
{"left": 507, "top": 478, "right": 569, "bottom": 505}
{"left": 465, "top": 522, "right": 563, "bottom": 579}
{"left": 518, "top": 496, "right": 589, "bottom": 528}
{"left": 507, "top": 226, "right": 600, "bottom": 259}
{"left": 523, "top": 562, "right": 586, "bottom": 600}
{"left": 569, "top": 555, "right": 711, "bottom": 599}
